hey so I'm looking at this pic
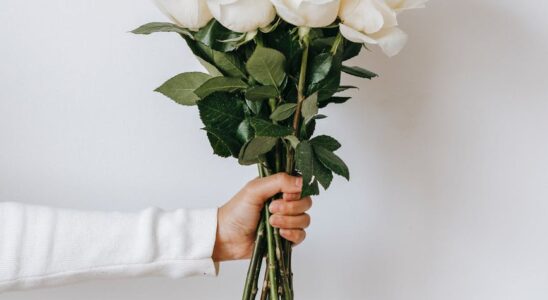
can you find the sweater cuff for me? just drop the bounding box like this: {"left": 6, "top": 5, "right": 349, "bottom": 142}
{"left": 177, "top": 207, "right": 220, "bottom": 277}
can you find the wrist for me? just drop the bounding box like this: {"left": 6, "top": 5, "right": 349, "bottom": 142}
{"left": 212, "top": 206, "right": 237, "bottom": 262}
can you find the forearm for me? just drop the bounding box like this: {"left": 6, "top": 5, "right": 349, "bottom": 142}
{"left": 0, "top": 202, "right": 218, "bottom": 293}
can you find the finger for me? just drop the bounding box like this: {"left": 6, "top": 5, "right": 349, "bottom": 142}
{"left": 269, "top": 197, "right": 312, "bottom": 216}
{"left": 245, "top": 173, "right": 302, "bottom": 202}
{"left": 270, "top": 213, "right": 311, "bottom": 229}
{"left": 283, "top": 193, "right": 301, "bottom": 201}
{"left": 280, "top": 229, "right": 306, "bottom": 245}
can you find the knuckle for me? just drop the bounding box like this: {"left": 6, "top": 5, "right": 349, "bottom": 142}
{"left": 285, "top": 193, "right": 298, "bottom": 201}
{"left": 278, "top": 203, "right": 289, "bottom": 214}
{"left": 270, "top": 215, "right": 281, "bottom": 227}
{"left": 294, "top": 230, "right": 306, "bottom": 245}
{"left": 276, "top": 216, "right": 287, "bottom": 227}
{"left": 276, "top": 173, "right": 290, "bottom": 186}
{"left": 284, "top": 229, "right": 295, "bottom": 238}
{"left": 305, "top": 197, "right": 313, "bottom": 210}
{"left": 285, "top": 202, "right": 297, "bottom": 213}
{"left": 299, "top": 230, "right": 307, "bottom": 243}
{"left": 303, "top": 214, "right": 311, "bottom": 228}
{"left": 243, "top": 180, "right": 257, "bottom": 195}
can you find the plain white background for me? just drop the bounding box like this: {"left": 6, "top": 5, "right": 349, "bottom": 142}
{"left": 1, "top": 0, "right": 548, "bottom": 299}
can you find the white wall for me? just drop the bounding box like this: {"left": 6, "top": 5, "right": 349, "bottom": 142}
{"left": 1, "top": 1, "right": 548, "bottom": 299}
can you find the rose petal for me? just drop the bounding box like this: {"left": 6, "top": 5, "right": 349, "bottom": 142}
{"left": 340, "top": 0, "right": 396, "bottom": 34}
{"left": 339, "top": 23, "right": 378, "bottom": 44}
{"left": 271, "top": 0, "right": 340, "bottom": 28}
{"left": 154, "top": 0, "right": 213, "bottom": 30}
{"left": 385, "top": 0, "right": 428, "bottom": 12}
{"left": 211, "top": 0, "right": 276, "bottom": 33}
{"left": 339, "top": 0, "right": 362, "bottom": 21}
{"left": 298, "top": 0, "right": 340, "bottom": 27}
{"left": 372, "top": 0, "right": 398, "bottom": 28}
{"left": 344, "top": 0, "right": 383, "bottom": 33}
{"left": 270, "top": 0, "right": 306, "bottom": 26}
{"left": 368, "top": 26, "right": 408, "bottom": 56}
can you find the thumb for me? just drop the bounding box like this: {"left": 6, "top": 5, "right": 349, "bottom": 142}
{"left": 245, "top": 173, "right": 303, "bottom": 204}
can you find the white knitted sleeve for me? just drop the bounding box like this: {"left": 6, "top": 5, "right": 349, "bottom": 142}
{"left": 0, "top": 202, "right": 219, "bottom": 293}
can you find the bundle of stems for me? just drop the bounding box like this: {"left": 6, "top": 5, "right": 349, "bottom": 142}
{"left": 242, "top": 41, "right": 310, "bottom": 300}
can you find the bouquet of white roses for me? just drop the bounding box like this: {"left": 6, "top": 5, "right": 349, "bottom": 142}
{"left": 132, "top": 0, "right": 426, "bottom": 298}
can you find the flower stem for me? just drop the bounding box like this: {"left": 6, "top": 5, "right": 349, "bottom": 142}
{"left": 285, "top": 36, "right": 310, "bottom": 177}
{"left": 330, "top": 33, "right": 343, "bottom": 56}
{"left": 273, "top": 225, "right": 292, "bottom": 299}
{"left": 251, "top": 254, "right": 265, "bottom": 300}
{"left": 292, "top": 37, "right": 310, "bottom": 135}
{"left": 264, "top": 201, "right": 279, "bottom": 300}
{"left": 259, "top": 165, "right": 279, "bottom": 300}
{"left": 242, "top": 217, "right": 266, "bottom": 300}
{"left": 260, "top": 269, "right": 270, "bottom": 300}
{"left": 280, "top": 33, "right": 311, "bottom": 299}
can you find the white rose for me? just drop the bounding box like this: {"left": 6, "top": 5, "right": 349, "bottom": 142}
{"left": 339, "top": 0, "right": 407, "bottom": 56}
{"left": 269, "top": 0, "right": 341, "bottom": 28}
{"left": 384, "top": 0, "right": 428, "bottom": 12}
{"left": 206, "top": 0, "right": 277, "bottom": 33}
{"left": 154, "top": 0, "right": 213, "bottom": 30}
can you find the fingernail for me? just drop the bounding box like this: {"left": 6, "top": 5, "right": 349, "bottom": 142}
{"left": 295, "top": 177, "right": 303, "bottom": 189}
{"left": 269, "top": 202, "right": 279, "bottom": 213}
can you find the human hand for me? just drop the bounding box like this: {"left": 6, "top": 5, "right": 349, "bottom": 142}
{"left": 212, "top": 173, "right": 312, "bottom": 262}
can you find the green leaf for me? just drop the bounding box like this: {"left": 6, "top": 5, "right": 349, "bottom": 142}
{"left": 197, "top": 93, "right": 246, "bottom": 158}
{"left": 236, "top": 118, "right": 253, "bottom": 143}
{"left": 264, "top": 25, "right": 301, "bottom": 65}
{"left": 319, "top": 96, "right": 351, "bottom": 108}
{"left": 307, "top": 53, "right": 332, "bottom": 88}
{"left": 206, "top": 132, "right": 232, "bottom": 157}
{"left": 300, "top": 118, "right": 316, "bottom": 140}
{"left": 314, "top": 146, "right": 350, "bottom": 180}
{"left": 131, "top": 22, "right": 192, "bottom": 37}
{"left": 246, "top": 99, "right": 263, "bottom": 115}
{"left": 284, "top": 135, "right": 300, "bottom": 149}
{"left": 342, "top": 41, "right": 363, "bottom": 61}
{"left": 301, "top": 93, "right": 318, "bottom": 124}
{"left": 238, "top": 136, "right": 278, "bottom": 166}
{"left": 295, "top": 141, "right": 314, "bottom": 185}
{"left": 155, "top": 72, "right": 211, "bottom": 106}
{"left": 194, "top": 20, "right": 241, "bottom": 52}
{"left": 307, "top": 48, "right": 342, "bottom": 101}
{"left": 341, "top": 65, "right": 378, "bottom": 79}
{"left": 270, "top": 103, "right": 297, "bottom": 121}
{"left": 194, "top": 77, "right": 248, "bottom": 99}
{"left": 245, "top": 85, "right": 279, "bottom": 101}
{"left": 301, "top": 179, "right": 320, "bottom": 197}
{"left": 310, "top": 135, "right": 341, "bottom": 152}
{"left": 310, "top": 37, "right": 336, "bottom": 52}
{"left": 338, "top": 86, "right": 358, "bottom": 92}
{"left": 203, "top": 127, "right": 242, "bottom": 158}
{"left": 212, "top": 51, "right": 247, "bottom": 78}
{"left": 197, "top": 57, "right": 223, "bottom": 77}
{"left": 191, "top": 40, "right": 247, "bottom": 78}
{"left": 198, "top": 93, "right": 245, "bottom": 130}
{"left": 250, "top": 117, "right": 294, "bottom": 137}
{"left": 313, "top": 155, "right": 333, "bottom": 190}
{"left": 198, "top": 93, "right": 244, "bottom": 129}
{"left": 317, "top": 72, "right": 340, "bottom": 101}
{"left": 246, "top": 46, "right": 287, "bottom": 88}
